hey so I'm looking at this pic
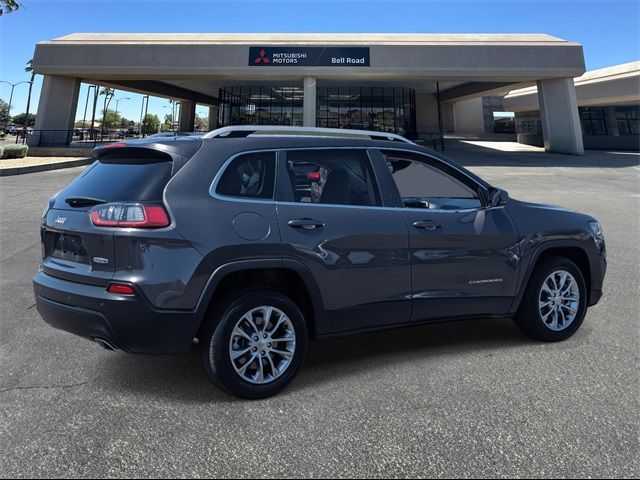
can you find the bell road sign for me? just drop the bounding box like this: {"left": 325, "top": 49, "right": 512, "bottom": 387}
{"left": 249, "top": 47, "right": 370, "bottom": 67}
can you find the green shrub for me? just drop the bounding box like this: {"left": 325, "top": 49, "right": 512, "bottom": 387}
{"left": 1, "top": 144, "right": 28, "bottom": 159}
{"left": 0, "top": 146, "right": 4, "bottom": 159}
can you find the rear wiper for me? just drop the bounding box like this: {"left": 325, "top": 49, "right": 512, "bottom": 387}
{"left": 64, "top": 196, "right": 107, "bottom": 207}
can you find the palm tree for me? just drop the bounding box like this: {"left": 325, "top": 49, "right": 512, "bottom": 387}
{"left": 23, "top": 59, "right": 35, "bottom": 134}
{"left": 1, "top": 1, "right": 20, "bottom": 16}
{"left": 100, "top": 87, "right": 115, "bottom": 134}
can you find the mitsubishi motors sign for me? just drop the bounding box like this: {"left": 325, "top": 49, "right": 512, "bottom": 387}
{"left": 249, "top": 47, "right": 370, "bottom": 67}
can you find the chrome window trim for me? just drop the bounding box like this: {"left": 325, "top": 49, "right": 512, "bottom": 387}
{"left": 209, "top": 145, "right": 488, "bottom": 210}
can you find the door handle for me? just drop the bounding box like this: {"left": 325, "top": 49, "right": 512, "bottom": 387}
{"left": 288, "top": 218, "right": 324, "bottom": 230}
{"left": 412, "top": 220, "right": 442, "bottom": 231}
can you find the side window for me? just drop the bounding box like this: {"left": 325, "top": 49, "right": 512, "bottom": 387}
{"left": 216, "top": 151, "right": 276, "bottom": 199}
{"left": 285, "top": 149, "right": 381, "bottom": 207}
{"left": 382, "top": 152, "right": 482, "bottom": 210}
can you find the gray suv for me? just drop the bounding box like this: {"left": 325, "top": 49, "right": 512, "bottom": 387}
{"left": 33, "top": 126, "right": 607, "bottom": 398}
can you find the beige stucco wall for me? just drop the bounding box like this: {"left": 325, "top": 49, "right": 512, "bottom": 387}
{"left": 453, "top": 97, "right": 486, "bottom": 135}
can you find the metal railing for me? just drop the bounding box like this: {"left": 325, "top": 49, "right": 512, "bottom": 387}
{"left": 4, "top": 128, "right": 447, "bottom": 151}
{"left": 9, "top": 129, "right": 148, "bottom": 148}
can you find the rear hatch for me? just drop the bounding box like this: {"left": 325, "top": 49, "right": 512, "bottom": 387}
{"left": 40, "top": 140, "right": 199, "bottom": 286}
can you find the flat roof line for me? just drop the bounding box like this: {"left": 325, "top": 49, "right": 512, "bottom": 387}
{"left": 45, "top": 32, "right": 573, "bottom": 46}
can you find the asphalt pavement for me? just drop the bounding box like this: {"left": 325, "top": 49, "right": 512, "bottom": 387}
{"left": 1, "top": 142, "right": 638, "bottom": 478}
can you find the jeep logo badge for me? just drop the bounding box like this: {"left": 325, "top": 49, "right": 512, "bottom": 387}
{"left": 54, "top": 215, "right": 67, "bottom": 226}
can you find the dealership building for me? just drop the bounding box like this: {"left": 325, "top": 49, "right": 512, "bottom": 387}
{"left": 31, "top": 33, "right": 590, "bottom": 154}
{"left": 504, "top": 61, "right": 639, "bottom": 151}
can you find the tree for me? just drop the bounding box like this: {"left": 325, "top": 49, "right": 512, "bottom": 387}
{"left": 142, "top": 113, "right": 160, "bottom": 135}
{"left": 0, "top": 0, "right": 20, "bottom": 16}
{"left": 11, "top": 112, "right": 36, "bottom": 127}
{"left": 99, "top": 87, "right": 115, "bottom": 132}
{"left": 23, "top": 59, "right": 36, "bottom": 131}
{"left": 0, "top": 99, "right": 9, "bottom": 125}
{"left": 162, "top": 113, "right": 174, "bottom": 132}
{"left": 195, "top": 113, "right": 209, "bottom": 132}
{"left": 100, "top": 108, "right": 128, "bottom": 130}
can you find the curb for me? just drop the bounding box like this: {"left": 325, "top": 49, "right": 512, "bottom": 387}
{"left": 0, "top": 158, "right": 93, "bottom": 176}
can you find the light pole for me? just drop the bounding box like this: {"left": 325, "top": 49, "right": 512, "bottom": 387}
{"left": 139, "top": 95, "right": 149, "bottom": 136}
{"left": 113, "top": 97, "right": 130, "bottom": 133}
{"left": 1, "top": 80, "right": 32, "bottom": 133}
{"left": 163, "top": 101, "right": 177, "bottom": 132}
{"left": 81, "top": 85, "right": 96, "bottom": 136}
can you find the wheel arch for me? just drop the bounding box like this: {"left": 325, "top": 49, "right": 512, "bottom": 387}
{"left": 193, "top": 259, "right": 329, "bottom": 339}
{"left": 511, "top": 240, "right": 593, "bottom": 313}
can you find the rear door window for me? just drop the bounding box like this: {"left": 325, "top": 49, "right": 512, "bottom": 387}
{"left": 283, "top": 149, "right": 381, "bottom": 207}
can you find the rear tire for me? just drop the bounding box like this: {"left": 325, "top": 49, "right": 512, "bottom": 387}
{"left": 200, "top": 290, "right": 308, "bottom": 399}
{"left": 514, "top": 256, "right": 587, "bottom": 342}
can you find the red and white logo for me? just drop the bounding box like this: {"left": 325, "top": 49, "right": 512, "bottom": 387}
{"left": 254, "top": 49, "right": 270, "bottom": 64}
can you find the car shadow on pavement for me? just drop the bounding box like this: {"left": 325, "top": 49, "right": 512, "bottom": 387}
{"left": 290, "top": 317, "right": 531, "bottom": 393}
{"left": 95, "top": 317, "right": 531, "bottom": 402}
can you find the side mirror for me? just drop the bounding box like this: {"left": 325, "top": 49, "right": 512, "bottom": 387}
{"left": 489, "top": 188, "right": 509, "bottom": 207}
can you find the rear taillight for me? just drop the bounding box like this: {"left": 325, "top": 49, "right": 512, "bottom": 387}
{"left": 107, "top": 283, "right": 135, "bottom": 295}
{"left": 90, "top": 203, "right": 170, "bottom": 228}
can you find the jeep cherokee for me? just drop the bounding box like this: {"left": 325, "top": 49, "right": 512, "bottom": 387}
{"left": 33, "top": 126, "right": 607, "bottom": 398}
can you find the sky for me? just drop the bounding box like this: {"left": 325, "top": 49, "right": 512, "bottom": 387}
{"left": 0, "top": 0, "right": 638, "bottom": 125}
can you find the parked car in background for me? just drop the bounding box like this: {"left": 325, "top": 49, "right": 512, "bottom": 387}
{"left": 33, "top": 126, "right": 606, "bottom": 399}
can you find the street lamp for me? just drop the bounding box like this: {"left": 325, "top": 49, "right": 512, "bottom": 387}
{"left": 163, "top": 101, "right": 178, "bottom": 132}
{"left": 81, "top": 85, "right": 96, "bottom": 134}
{"left": 0, "top": 80, "right": 33, "bottom": 133}
{"left": 139, "top": 95, "right": 149, "bottom": 137}
{"left": 113, "top": 97, "right": 130, "bottom": 132}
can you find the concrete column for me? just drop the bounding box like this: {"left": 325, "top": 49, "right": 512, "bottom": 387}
{"left": 303, "top": 77, "right": 316, "bottom": 127}
{"left": 537, "top": 78, "right": 584, "bottom": 155}
{"left": 178, "top": 100, "right": 196, "bottom": 132}
{"left": 415, "top": 93, "right": 439, "bottom": 136}
{"left": 29, "top": 75, "right": 81, "bottom": 146}
{"left": 452, "top": 97, "right": 485, "bottom": 135}
{"left": 208, "top": 105, "right": 218, "bottom": 131}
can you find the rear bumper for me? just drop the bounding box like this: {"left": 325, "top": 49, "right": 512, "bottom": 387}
{"left": 33, "top": 271, "right": 200, "bottom": 354}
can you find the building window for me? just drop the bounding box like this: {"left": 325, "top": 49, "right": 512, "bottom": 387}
{"left": 517, "top": 120, "right": 540, "bottom": 135}
{"left": 579, "top": 107, "right": 607, "bottom": 136}
{"left": 217, "top": 86, "right": 303, "bottom": 128}
{"left": 615, "top": 106, "right": 639, "bottom": 136}
{"left": 315, "top": 86, "right": 416, "bottom": 137}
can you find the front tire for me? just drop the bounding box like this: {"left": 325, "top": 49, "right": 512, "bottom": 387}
{"left": 200, "top": 290, "right": 308, "bottom": 399}
{"left": 514, "top": 256, "right": 588, "bottom": 342}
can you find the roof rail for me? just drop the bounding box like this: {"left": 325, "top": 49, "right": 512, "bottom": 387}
{"left": 203, "top": 126, "right": 415, "bottom": 144}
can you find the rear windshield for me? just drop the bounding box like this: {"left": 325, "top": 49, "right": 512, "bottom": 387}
{"left": 55, "top": 160, "right": 172, "bottom": 207}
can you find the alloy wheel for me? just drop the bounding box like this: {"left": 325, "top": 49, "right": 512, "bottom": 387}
{"left": 226, "top": 306, "right": 297, "bottom": 385}
{"left": 538, "top": 270, "right": 580, "bottom": 331}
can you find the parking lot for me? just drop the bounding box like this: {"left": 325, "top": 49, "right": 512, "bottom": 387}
{"left": 0, "top": 142, "right": 638, "bottom": 478}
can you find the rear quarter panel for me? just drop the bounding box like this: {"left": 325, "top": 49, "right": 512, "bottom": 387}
{"left": 163, "top": 142, "right": 283, "bottom": 277}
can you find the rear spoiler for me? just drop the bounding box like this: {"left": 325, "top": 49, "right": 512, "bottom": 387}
{"left": 93, "top": 138, "right": 203, "bottom": 173}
